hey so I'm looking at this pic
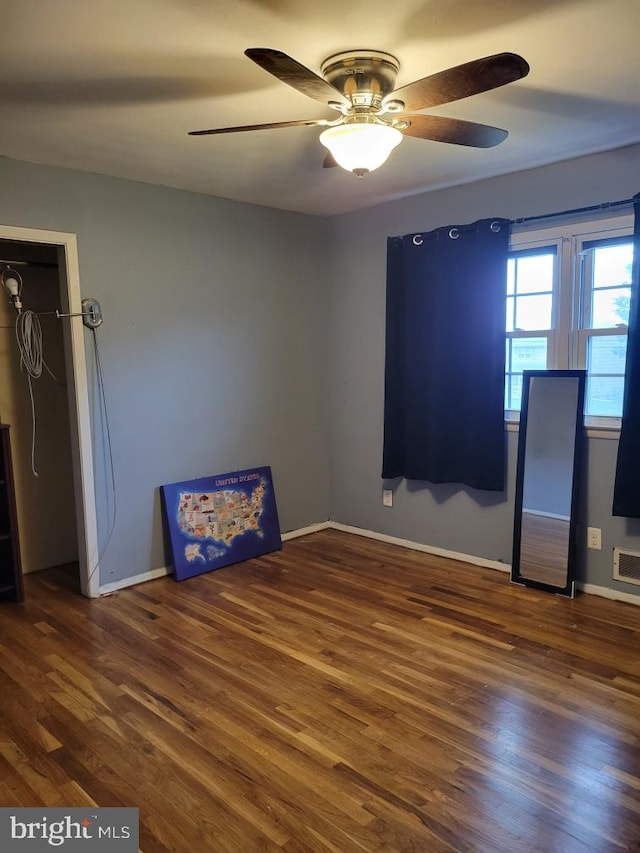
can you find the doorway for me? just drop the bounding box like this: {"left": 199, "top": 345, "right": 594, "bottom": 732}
{"left": 0, "top": 225, "right": 98, "bottom": 597}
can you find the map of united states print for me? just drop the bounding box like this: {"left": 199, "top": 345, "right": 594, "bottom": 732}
{"left": 161, "top": 466, "right": 282, "bottom": 581}
{"left": 178, "top": 480, "right": 266, "bottom": 562}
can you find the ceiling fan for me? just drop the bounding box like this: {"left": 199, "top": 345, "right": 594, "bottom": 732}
{"left": 189, "top": 48, "right": 530, "bottom": 176}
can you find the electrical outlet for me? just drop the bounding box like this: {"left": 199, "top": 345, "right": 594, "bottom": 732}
{"left": 587, "top": 526, "right": 602, "bottom": 550}
{"left": 383, "top": 489, "right": 393, "bottom": 507}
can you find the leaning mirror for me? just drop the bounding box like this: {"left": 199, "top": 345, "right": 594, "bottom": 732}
{"left": 511, "top": 370, "right": 586, "bottom": 596}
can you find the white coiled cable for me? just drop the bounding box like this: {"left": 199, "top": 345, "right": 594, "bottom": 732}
{"left": 15, "top": 309, "right": 59, "bottom": 476}
{"left": 16, "top": 310, "right": 44, "bottom": 378}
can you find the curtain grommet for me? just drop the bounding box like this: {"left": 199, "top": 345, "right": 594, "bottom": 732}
{"left": 412, "top": 234, "right": 423, "bottom": 246}
{"left": 448, "top": 228, "right": 460, "bottom": 240}
{"left": 490, "top": 221, "right": 502, "bottom": 233}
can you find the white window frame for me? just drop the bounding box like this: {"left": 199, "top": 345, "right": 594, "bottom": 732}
{"left": 506, "top": 212, "right": 634, "bottom": 433}
{"left": 505, "top": 237, "right": 562, "bottom": 420}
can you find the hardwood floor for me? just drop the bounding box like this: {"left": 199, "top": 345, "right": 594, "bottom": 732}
{"left": 1, "top": 529, "right": 639, "bottom": 852}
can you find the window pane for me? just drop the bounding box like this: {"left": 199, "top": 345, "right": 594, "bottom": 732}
{"left": 505, "top": 337, "right": 547, "bottom": 411}
{"left": 591, "top": 287, "right": 631, "bottom": 328}
{"left": 593, "top": 243, "right": 633, "bottom": 289}
{"left": 586, "top": 376, "right": 624, "bottom": 417}
{"left": 512, "top": 337, "right": 548, "bottom": 372}
{"left": 507, "top": 258, "right": 515, "bottom": 295}
{"left": 586, "top": 335, "right": 627, "bottom": 417}
{"left": 587, "top": 334, "right": 627, "bottom": 375}
{"left": 505, "top": 373, "right": 523, "bottom": 411}
{"left": 515, "top": 294, "right": 552, "bottom": 330}
{"left": 514, "top": 253, "right": 554, "bottom": 295}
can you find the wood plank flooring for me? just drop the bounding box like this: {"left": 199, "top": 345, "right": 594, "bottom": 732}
{"left": 1, "top": 528, "right": 640, "bottom": 852}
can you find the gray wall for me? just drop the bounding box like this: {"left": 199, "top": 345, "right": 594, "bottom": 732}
{"left": 327, "top": 143, "right": 640, "bottom": 598}
{"left": 0, "top": 157, "right": 330, "bottom": 585}
{"left": 2, "top": 143, "right": 640, "bottom": 598}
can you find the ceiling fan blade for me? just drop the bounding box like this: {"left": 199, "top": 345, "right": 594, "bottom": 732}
{"left": 385, "top": 53, "right": 529, "bottom": 112}
{"left": 399, "top": 115, "right": 508, "bottom": 147}
{"left": 323, "top": 152, "right": 338, "bottom": 168}
{"left": 245, "top": 48, "right": 349, "bottom": 107}
{"left": 189, "top": 118, "right": 331, "bottom": 136}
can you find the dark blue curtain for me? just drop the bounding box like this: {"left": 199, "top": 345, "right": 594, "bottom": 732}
{"left": 382, "top": 218, "right": 509, "bottom": 491}
{"left": 613, "top": 192, "right": 640, "bottom": 517}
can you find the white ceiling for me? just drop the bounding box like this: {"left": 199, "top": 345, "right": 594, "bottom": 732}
{"left": 1, "top": 0, "right": 639, "bottom": 217}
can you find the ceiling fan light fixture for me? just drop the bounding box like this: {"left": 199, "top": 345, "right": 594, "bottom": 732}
{"left": 319, "top": 123, "right": 403, "bottom": 176}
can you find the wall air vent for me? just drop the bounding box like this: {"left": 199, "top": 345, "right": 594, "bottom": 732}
{"left": 613, "top": 547, "right": 640, "bottom": 586}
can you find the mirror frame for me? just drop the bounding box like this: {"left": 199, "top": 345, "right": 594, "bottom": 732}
{"left": 511, "top": 369, "right": 586, "bottom": 597}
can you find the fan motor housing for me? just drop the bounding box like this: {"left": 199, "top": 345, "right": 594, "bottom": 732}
{"left": 321, "top": 51, "right": 400, "bottom": 108}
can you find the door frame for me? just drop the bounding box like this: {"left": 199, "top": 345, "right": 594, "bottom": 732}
{"left": 0, "top": 223, "right": 99, "bottom": 597}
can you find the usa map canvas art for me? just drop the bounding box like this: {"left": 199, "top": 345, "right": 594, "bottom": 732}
{"left": 161, "top": 466, "right": 282, "bottom": 581}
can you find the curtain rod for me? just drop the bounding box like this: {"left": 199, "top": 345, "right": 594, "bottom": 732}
{"left": 511, "top": 196, "right": 635, "bottom": 226}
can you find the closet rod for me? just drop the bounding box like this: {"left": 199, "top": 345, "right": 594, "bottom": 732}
{"left": 0, "top": 259, "right": 57, "bottom": 269}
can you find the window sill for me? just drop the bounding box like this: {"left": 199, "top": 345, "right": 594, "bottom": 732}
{"left": 505, "top": 418, "right": 620, "bottom": 440}
{"left": 584, "top": 426, "right": 621, "bottom": 440}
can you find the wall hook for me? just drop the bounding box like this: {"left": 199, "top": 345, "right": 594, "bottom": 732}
{"left": 56, "top": 297, "right": 103, "bottom": 329}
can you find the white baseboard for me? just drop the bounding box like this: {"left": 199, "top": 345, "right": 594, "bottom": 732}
{"left": 577, "top": 582, "right": 640, "bottom": 606}
{"left": 99, "top": 565, "right": 171, "bottom": 595}
{"left": 328, "top": 521, "right": 511, "bottom": 573}
{"left": 282, "top": 521, "right": 331, "bottom": 541}
{"left": 328, "top": 523, "right": 639, "bottom": 606}
{"left": 96, "top": 520, "right": 639, "bottom": 608}
{"left": 98, "top": 522, "right": 331, "bottom": 595}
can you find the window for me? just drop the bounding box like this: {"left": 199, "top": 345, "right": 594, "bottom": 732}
{"left": 505, "top": 249, "right": 556, "bottom": 411}
{"left": 505, "top": 214, "right": 634, "bottom": 428}
{"left": 579, "top": 238, "right": 632, "bottom": 419}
